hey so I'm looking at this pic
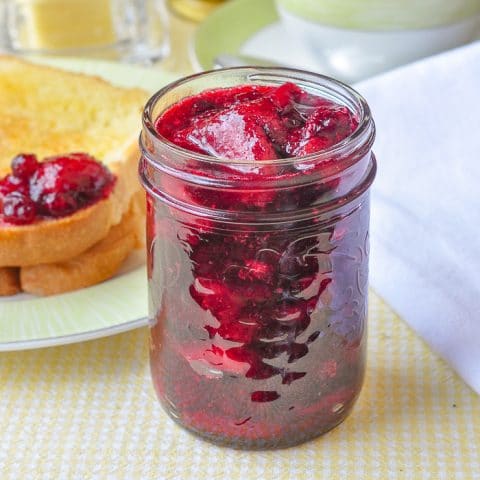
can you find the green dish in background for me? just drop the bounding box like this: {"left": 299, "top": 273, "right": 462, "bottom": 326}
{"left": 192, "top": 0, "right": 278, "bottom": 71}
{"left": 276, "top": 0, "right": 480, "bottom": 31}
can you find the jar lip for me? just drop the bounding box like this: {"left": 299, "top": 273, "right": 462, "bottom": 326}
{"left": 142, "top": 66, "right": 375, "bottom": 173}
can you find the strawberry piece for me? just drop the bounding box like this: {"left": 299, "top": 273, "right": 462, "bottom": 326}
{"left": 174, "top": 104, "right": 279, "bottom": 161}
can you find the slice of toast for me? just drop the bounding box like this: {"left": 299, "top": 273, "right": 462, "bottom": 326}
{"left": 0, "top": 56, "right": 148, "bottom": 267}
{"left": 20, "top": 194, "right": 144, "bottom": 296}
{"left": 0, "top": 191, "right": 145, "bottom": 296}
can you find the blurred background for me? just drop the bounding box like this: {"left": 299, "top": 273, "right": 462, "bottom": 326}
{"left": 1, "top": 0, "right": 479, "bottom": 82}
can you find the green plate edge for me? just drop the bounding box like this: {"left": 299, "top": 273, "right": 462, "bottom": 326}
{"left": 276, "top": 0, "right": 480, "bottom": 30}
{"left": 192, "top": 0, "right": 278, "bottom": 71}
{"left": 0, "top": 57, "right": 177, "bottom": 349}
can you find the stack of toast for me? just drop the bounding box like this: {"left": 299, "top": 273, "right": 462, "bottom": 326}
{"left": 0, "top": 56, "right": 148, "bottom": 296}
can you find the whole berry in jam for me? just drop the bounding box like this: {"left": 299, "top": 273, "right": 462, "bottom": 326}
{"left": 2, "top": 192, "right": 36, "bottom": 225}
{"left": 0, "top": 174, "right": 28, "bottom": 197}
{"left": 11, "top": 153, "right": 39, "bottom": 181}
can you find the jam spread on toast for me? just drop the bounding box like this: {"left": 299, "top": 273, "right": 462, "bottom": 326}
{"left": 0, "top": 153, "right": 115, "bottom": 225}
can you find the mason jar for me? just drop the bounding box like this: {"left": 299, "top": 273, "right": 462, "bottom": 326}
{"left": 140, "top": 67, "right": 376, "bottom": 449}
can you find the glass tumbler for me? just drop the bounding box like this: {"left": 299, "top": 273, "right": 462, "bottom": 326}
{"left": 167, "top": 0, "right": 226, "bottom": 22}
{"left": 140, "top": 68, "right": 376, "bottom": 449}
{"left": 0, "top": 0, "right": 169, "bottom": 63}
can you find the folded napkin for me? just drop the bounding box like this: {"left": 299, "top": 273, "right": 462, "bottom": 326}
{"left": 356, "top": 41, "right": 480, "bottom": 394}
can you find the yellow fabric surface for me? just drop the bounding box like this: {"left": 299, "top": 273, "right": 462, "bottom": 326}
{"left": 0, "top": 291, "right": 478, "bottom": 479}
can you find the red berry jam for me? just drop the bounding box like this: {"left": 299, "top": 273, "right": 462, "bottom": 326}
{"left": 0, "top": 153, "right": 115, "bottom": 225}
{"left": 157, "top": 82, "right": 358, "bottom": 160}
{"left": 141, "top": 70, "right": 376, "bottom": 448}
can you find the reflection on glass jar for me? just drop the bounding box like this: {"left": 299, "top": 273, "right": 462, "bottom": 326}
{"left": 140, "top": 68, "right": 376, "bottom": 448}
{"left": 0, "top": 0, "right": 169, "bottom": 63}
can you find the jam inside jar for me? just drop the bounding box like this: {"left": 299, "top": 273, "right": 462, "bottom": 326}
{"left": 140, "top": 68, "right": 376, "bottom": 449}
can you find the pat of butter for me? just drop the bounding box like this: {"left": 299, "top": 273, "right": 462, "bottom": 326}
{"left": 22, "top": 0, "right": 117, "bottom": 49}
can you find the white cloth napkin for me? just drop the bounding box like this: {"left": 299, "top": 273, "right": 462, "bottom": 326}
{"left": 355, "top": 41, "right": 480, "bottom": 394}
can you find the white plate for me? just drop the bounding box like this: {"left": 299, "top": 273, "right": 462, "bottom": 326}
{"left": 0, "top": 57, "right": 177, "bottom": 351}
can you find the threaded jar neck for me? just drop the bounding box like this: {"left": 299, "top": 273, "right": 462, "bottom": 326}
{"left": 140, "top": 67, "right": 376, "bottom": 225}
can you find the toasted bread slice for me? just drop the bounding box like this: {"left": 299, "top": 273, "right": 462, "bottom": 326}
{"left": 20, "top": 194, "right": 144, "bottom": 296}
{"left": 0, "top": 55, "right": 146, "bottom": 168}
{"left": 0, "top": 194, "right": 118, "bottom": 267}
{"left": 0, "top": 192, "right": 145, "bottom": 296}
{"left": 0, "top": 267, "right": 21, "bottom": 296}
{"left": 0, "top": 56, "right": 148, "bottom": 267}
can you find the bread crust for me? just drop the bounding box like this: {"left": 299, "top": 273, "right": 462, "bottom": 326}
{"left": 0, "top": 196, "right": 114, "bottom": 267}
{"left": 0, "top": 191, "right": 145, "bottom": 296}
{"left": 20, "top": 205, "right": 139, "bottom": 296}
{"left": 0, "top": 267, "right": 20, "bottom": 296}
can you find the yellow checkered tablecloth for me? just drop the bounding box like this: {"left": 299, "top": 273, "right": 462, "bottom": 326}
{"left": 0, "top": 291, "right": 478, "bottom": 479}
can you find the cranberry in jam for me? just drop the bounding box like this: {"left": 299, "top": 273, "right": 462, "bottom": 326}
{"left": 0, "top": 153, "right": 115, "bottom": 225}
{"left": 140, "top": 69, "right": 376, "bottom": 448}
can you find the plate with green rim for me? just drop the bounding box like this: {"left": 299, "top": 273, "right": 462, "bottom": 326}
{"left": 192, "top": 0, "right": 480, "bottom": 79}
{"left": 191, "top": 0, "right": 325, "bottom": 73}
{"left": 0, "top": 57, "right": 177, "bottom": 351}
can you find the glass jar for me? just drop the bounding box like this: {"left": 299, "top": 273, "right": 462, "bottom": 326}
{"left": 0, "top": 0, "right": 169, "bottom": 63}
{"left": 140, "top": 67, "right": 376, "bottom": 449}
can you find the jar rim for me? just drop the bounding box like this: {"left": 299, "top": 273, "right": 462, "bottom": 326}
{"left": 142, "top": 66, "right": 375, "bottom": 175}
